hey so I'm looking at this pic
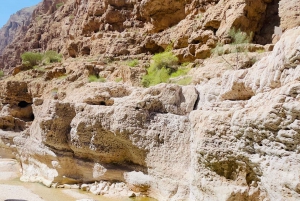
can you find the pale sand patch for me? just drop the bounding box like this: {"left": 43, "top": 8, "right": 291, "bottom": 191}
{"left": 0, "top": 184, "right": 45, "bottom": 201}
{"left": 0, "top": 159, "right": 21, "bottom": 180}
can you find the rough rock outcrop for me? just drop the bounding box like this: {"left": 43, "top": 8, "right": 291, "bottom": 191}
{"left": 1, "top": 25, "right": 300, "bottom": 201}
{"left": 1, "top": 0, "right": 300, "bottom": 70}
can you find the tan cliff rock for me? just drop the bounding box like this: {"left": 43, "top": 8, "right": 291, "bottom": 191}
{"left": 1, "top": 0, "right": 300, "bottom": 70}
{"left": 0, "top": 25, "right": 300, "bottom": 200}
{"left": 0, "top": 0, "right": 300, "bottom": 200}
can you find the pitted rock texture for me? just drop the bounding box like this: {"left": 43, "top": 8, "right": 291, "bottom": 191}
{"left": 1, "top": 0, "right": 300, "bottom": 70}
{"left": 1, "top": 25, "right": 300, "bottom": 201}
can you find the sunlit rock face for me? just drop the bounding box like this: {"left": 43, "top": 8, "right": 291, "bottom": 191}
{"left": 0, "top": 0, "right": 300, "bottom": 200}
{"left": 2, "top": 0, "right": 300, "bottom": 70}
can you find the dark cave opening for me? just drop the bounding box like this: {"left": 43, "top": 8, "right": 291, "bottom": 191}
{"left": 254, "top": 0, "right": 280, "bottom": 45}
{"left": 18, "top": 101, "right": 30, "bottom": 108}
{"left": 99, "top": 101, "right": 106, "bottom": 106}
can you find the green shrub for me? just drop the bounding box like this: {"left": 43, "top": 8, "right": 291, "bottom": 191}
{"left": 151, "top": 51, "right": 178, "bottom": 70}
{"left": 0, "top": 70, "right": 4, "bottom": 78}
{"left": 229, "top": 28, "right": 252, "bottom": 44}
{"left": 170, "top": 67, "right": 190, "bottom": 78}
{"left": 43, "top": 50, "right": 62, "bottom": 64}
{"left": 142, "top": 50, "right": 192, "bottom": 87}
{"left": 88, "top": 75, "right": 106, "bottom": 82}
{"left": 142, "top": 66, "right": 171, "bottom": 87}
{"left": 21, "top": 52, "right": 43, "bottom": 67}
{"left": 127, "top": 59, "right": 139, "bottom": 67}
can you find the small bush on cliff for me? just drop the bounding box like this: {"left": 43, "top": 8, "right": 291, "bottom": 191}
{"left": 0, "top": 70, "right": 4, "bottom": 78}
{"left": 142, "top": 50, "right": 178, "bottom": 87}
{"left": 43, "top": 50, "right": 62, "bottom": 64}
{"left": 211, "top": 28, "right": 253, "bottom": 70}
{"left": 229, "top": 28, "right": 252, "bottom": 45}
{"left": 127, "top": 59, "right": 139, "bottom": 67}
{"left": 142, "top": 50, "right": 191, "bottom": 87}
{"left": 21, "top": 52, "right": 43, "bottom": 67}
{"left": 88, "top": 75, "right": 106, "bottom": 83}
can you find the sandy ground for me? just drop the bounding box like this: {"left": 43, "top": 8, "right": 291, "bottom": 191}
{"left": 0, "top": 158, "right": 99, "bottom": 201}
{"left": 0, "top": 158, "right": 44, "bottom": 201}
{"left": 0, "top": 184, "right": 45, "bottom": 201}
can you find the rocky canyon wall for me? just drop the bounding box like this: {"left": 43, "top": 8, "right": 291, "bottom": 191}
{"left": 0, "top": 25, "right": 300, "bottom": 201}
{"left": 1, "top": 0, "right": 300, "bottom": 70}
{"left": 0, "top": 0, "right": 300, "bottom": 201}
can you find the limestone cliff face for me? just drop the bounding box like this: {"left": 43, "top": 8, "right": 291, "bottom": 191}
{"left": 0, "top": 0, "right": 300, "bottom": 201}
{"left": 1, "top": 0, "right": 300, "bottom": 70}
{"left": 0, "top": 6, "right": 36, "bottom": 55}
{"left": 0, "top": 26, "right": 300, "bottom": 200}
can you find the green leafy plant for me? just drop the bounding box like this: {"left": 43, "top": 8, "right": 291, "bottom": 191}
{"left": 229, "top": 28, "right": 252, "bottom": 45}
{"left": 142, "top": 50, "right": 191, "bottom": 87}
{"left": 21, "top": 52, "right": 43, "bottom": 67}
{"left": 170, "top": 67, "right": 190, "bottom": 78}
{"left": 43, "top": 50, "right": 62, "bottom": 64}
{"left": 0, "top": 70, "right": 4, "bottom": 78}
{"left": 88, "top": 75, "right": 106, "bottom": 82}
{"left": 142, "top": 50, "right": 178, "bottom": 87}
{"left": 127, "top": 59, "right": 139, "bottom": 67}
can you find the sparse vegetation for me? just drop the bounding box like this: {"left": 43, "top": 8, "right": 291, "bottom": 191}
{"left": 127, "top": 59, "right": 139, "bottom": 67}
{"left": 0, "top": 70, "right": 4, "bottom": 78}
{"left": 88, "top": 75, "right": 106, "bottom": 82}
{"left": 229, "top": 28, "right": 252, "bottom": 45}
{"left": 142, "top": 50, "right": 191, "bottom": 87}
{"left": 43, "top": 50, "right": 62, "bottom": 64}
{"left": 21, "top": 50, "right": 62, "bottom": 69}
{"left": 211, "top": 28, "right": 253, "bottom": 70}
{"left": 21, "top": 52, "right": 43, "bottom": 67}
{"left": 69, "top": 15, "right": 75, "bottom": 20}
{"left": 170, "top": 66, "right": 190, "bottom": 78}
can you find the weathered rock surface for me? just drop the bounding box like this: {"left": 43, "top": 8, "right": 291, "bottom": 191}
{"left": 0, "top": 0, "right": 300, "bottom": 200}
{"left": 0, "top": 24, "right": 300, "bottom": 201}
{"left": 1, "top": 0, "right": 300, "bottom": 70}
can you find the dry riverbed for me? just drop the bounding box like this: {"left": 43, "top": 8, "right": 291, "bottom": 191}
{"left": 0, "top": 158, "right": 154, "bottom": 201}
